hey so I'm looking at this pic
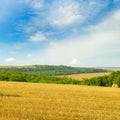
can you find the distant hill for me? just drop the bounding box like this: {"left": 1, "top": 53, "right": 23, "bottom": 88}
{"left": 0, "top": 65, "right": 108, "bottom": 76}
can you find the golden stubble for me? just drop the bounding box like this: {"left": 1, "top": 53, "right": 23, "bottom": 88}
{"left": 0, "top": 81, "right": 120, "bottom": 120}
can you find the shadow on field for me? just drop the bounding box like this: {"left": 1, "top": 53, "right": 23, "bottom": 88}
{"left": 0, "top": 93, "right": 21, "bottom": 97}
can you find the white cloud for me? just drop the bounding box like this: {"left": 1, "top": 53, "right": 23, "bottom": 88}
{"left": 48, "top": 0, "right": 108, "bottom": 27}
{"left": 86, "top": 9, "right": 120, "bottom": 32}
{"left": 1, "top": 1, "right": 119, "bottom": 67}
{"left": 70, "top": 58, "right": 79, "bottom": 65}
{"left": 31, "top": 0, "right": 44, "bottom": 9}
{"left": 23, "top": 0, "right": 44, "bottom": 9}
{"left": 28, "top": 32, "right": 46, "bottom": 42}
{"left": 21, "top": 0, "right": 109, "bottom": 35}
{"left": 37, "top": 9, "right": 120, "bottom": 67}
{"left": 49, "top": 0, "right": 82, "bottom": 27}
{"left": 5, "top": 57, "right": 16, "bottom": 63}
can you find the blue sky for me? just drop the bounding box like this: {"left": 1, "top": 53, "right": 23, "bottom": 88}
{"left": 0, "top": 0, "right": 120, "bottom": 67}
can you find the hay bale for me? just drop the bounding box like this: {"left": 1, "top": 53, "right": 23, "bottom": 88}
{"left": 112, "top": 84, "right": 118, "bottom": 88}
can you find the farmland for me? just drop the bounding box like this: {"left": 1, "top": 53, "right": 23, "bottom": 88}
{"left": 0, "top": 70, "right": 120, "bottom": 87}
{"left": 0, "top": 81, "right": 120, "bottom": 120}
{"left": 60, "top": 72, "right": 111, "bottom": 80}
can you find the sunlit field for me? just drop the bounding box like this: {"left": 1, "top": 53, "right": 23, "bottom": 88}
{"left": 0, "top": 81, "right": 120, "bottom": 120}
{"left": 61, "top": 72, "right": 111, "bottom": 80}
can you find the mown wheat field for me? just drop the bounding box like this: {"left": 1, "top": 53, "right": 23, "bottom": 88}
{"left": 0, "top": 81, "right": 120, "bottom": 120}
{"left": 63, "top": 72, "right": 111, "bottom": 80}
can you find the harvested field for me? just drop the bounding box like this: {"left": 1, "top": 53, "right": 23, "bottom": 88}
{"left": 0, "top": 81, "right": 120, "bottom": 120}
{"left": 62, "top": 72, "right": 111, "bottom": 80}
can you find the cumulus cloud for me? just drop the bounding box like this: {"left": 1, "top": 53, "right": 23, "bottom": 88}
{"left": 49, "top": 0, "right": 82, "bottom": 27}
{"left": 5, "top": 57, "right": 16, "bottom": 63}
{"left": 38, "top": 9, "right": 120, "bottom": 67}
{"left": 21, "top": 0, "right": 109, "bottom": 35}
{"left": 70, "top": 58, "right": 79, "bottom": 65}
{"left": 48, "top": 0, "right": 108, "bottom": 27}
{"left": 28, "top": 32, "right": 46, "bottom": 42}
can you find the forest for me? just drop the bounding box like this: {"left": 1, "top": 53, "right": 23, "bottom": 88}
{"left": 0, "top": 65, "right": 107, "bottom": 76}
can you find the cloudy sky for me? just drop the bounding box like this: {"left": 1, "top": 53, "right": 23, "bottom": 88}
{"left": 0, "top": 0, "right": 120, "bottom": 67}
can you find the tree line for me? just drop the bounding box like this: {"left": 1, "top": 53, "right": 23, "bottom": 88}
{"left": 0, "top": 70, "right": 119, "bottom": 87}
{"left": 80, "top": 71, "right": 120, "bottom": 87}
{"left": 0, "top": 65, "right": 107, "bottom": 76}
{"left": 0, "top": 71, "right": 81, "bottom": 84}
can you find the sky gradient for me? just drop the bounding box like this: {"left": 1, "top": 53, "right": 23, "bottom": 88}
{"left": 0, "top": 0, "right": 120, "bottom": 67}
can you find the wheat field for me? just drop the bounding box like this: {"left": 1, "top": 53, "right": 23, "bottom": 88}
{"left": 65, "top": 72, "right": 111, "bottom": 80}
{"left": 0, "top": 81, "right": 120, "bottom": 120}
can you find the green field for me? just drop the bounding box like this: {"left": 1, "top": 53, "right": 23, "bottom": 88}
{"left": 0, "top": 81, "right": 120, "bottom": 120}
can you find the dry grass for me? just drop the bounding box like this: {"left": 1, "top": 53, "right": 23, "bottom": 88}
{"left": 63, "top": 72, "right": 111, "bottom": 80}
{"left": 112, "top": 84, "right": 119, "bottom": 88}
{"left": 0, "top": 81, "right": 120, "bottom": 120}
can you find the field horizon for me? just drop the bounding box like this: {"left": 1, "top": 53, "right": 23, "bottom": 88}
{"left": 1, "top": 1, "right": 120, "bottom": 119}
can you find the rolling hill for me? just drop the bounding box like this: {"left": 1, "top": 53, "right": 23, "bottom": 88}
{"left": 0, "top": 65, "right": 108, "bottom": 76}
